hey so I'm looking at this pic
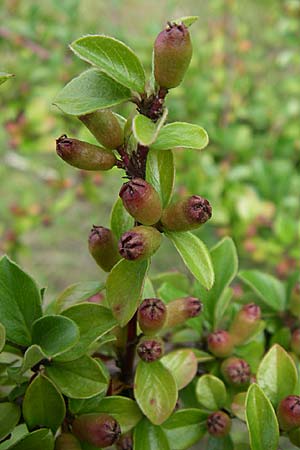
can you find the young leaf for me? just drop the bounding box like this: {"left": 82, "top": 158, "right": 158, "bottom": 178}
{"left": 110, "top": 197, "right": 134, "bottom": 240}
{"left": 0, "top": 72, "right": 14, "bottom": 86}
{"left": 161, "top": 349, "right": 198, "bottom": 390}
{"left": 107, "top": 259, "right": 149, "bottom": 326}
{"left": 151, "top": 122, "right": 208, "bottom": 151}
{"left": 23, "top": 374, "right": 65, "bottom": 433}
{"left": 32, "top": 315, "right": 80, "bottom": 357}
{"left": 166, "top": 232, "right": 214, "bottom": 290}
{"left": 257, "top": 344, "right": 298, "bottom": 406}
{"left": 57, "top": 303, "right": 117, "bottom": 361}
{"left": 0, "top": 403, "right": 21, "bottom": 441}
{"left": 46, "top": 355, "right": 107, "bottom": 398}
{"left": 0, "top": 256, "right": 42, "bottom": 346}
{"left": 70, "top": 35, "right": 145, "bottom": 92}
{"left": 239, "top": 270, "right": 286, "bottom": 312}
{"left": 53, "top": 280, "right": 105, "bottom": 312}
{"left": 246, "top": 384, "right": 279, "bottom": 450}
{"left": 172, "top": 16, "right": 199, "bottom": 27}
{"left": 146, "top": 149, "right": 175, "bottom": 207}
{"left": 53, "top": 69, "right": 131, "bottom": 115}
{"left": 162, "top": 409, "right": 207, "bottom": 450}
{"left": 134, "top": 360, "right": 177, "bottom": 425}
{"left": 0, "top": 323, "right": 5, "bottom": 352}
{"left": 133, "top": 109, "right": 167, "bottom": 146}
{"left": 8, "top": 429, "right": 54, "bottom": 450}
{"left": 134, "top": 417, "right": 170, "bottom": 450}
{"left": 196, "top": 374, "right": 227, "bottom": 411}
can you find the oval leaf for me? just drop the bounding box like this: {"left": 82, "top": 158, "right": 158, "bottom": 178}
{"left": 166, "top": 232, "right": 214, "bottom": 290}
{"left": 23, "top": 374, "right": 65, "bottom": 433}
{"left": 0, "top": 403, "right": 21, "bottom": 441}
{"left": 134, "top": 417, "right": 170, "bottom": 450}
{"left": 0, "top": 256, "right": 42, "bottom": 346}
{"left": 133, "top": 115, "right": 157, "bottom": 145}
{"left": 134, "top": 360, "right": 177, "bottom": 425}
{"left": 0, "top": 323, "right": 5, "bottom": 352}
{"left": 46, "top": 355, "right": 108, "bottom": 399}
{"left": 246, "top": 384, "right": 279, "bottom": 450}
{"left": 146, "top": 149, "right": 175, "bottom": 207}
{"left": 110, "top": 197, "right": 134, "bottom": 240}
{"left": 257, "top": 344, "right": 298, "bottom": 406}
{"left": 53, "top": 280, "right": 105, "bottom": 313}
{"left": 53, "top": 69, "right": 131, "bottom": 115}
{"left": 161, "top": 349, "right": 197, "bottom": 390}
{"left": 9, "top": 429, "right": 54, "bottom": 450}
{"left": 107, "top": 259, "right": 149, "bottom": 326}
{"left": 32, "top": 315, "right": 80, "bottom": 357}
{"left": 196, "top": 374, "right": 227, "bottom": 411}
{"left": 151, "top": 122, "right": 208, "bottom": 151}
{"left": 70, "top": 35, "right": 145, "bottom": 92}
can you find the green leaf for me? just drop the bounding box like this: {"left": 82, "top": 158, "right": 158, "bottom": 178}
{"left": 53, "top": 280, "right": 105, "bottom": 313}
{"left": 192, "top": 349, "right": 215, "bottom": 363}
{"left": 0, "top": 72, "right": 14, "bottom": 86}
{"left": 46, "top": 355, "right": 108, "bottom": 398}
{"left": 70, "top": 35, "right": 145, "bottom": 92}
{"left": 10, "top": 345, "right": 46, "bottom": 376}
{"left": 133, "top": 109, "right": 168, "bottom": 146}
{"left": 134, "top": 417, "right": 170, "bottom": 450}
{"left": 151, "top": 122, "right": 208, "bottom": 151}
{"left": 32, "top": 315, "right": 80, "bottom": 357}
{"left": 257, "top": 344, "right": 298, "bottom": 406}
{"left": 110, "top": 197, "right": 134, "bottom": 240}
{"left": 0, "top": 403, "right": 21, "bottom": 441}
{"left": 0, "top": 256, "right": 42, "bottom": 346}
{"left": 146, "top": 149, "right": 175, "bottom": 207}
{"left": 172, "top": 16, "right": 198, "bottom": 27}
{"left": 196, "top": 374, "right": 227, "bottom": 411}
{"left": 239, "top": 270, "right": 286, "bottom": 312}
{"left": 207, "top": 436, "right": 234, "bottom": 450}
{"left": 162, "top": 409, "right": 207, "bottom": 450}
{"left": 56, "top": 303, "right": 117, "bottom": 361}
{"left": 134, "top": 360, "right": 177, "bottom": 425}
{"left": 107, "top": 259, "right": 149, "bottom": 326}
{"left": 68, "top": 392, "right": 106, "bottom": 414}
{"left": 9, "top": 429, "right": 54, "bottom": 450}
{"left": 0, "top": 425, "right": 27, "bottom": 450}
{"left": 232, "top": 392, "right": 247, "bottom": 421}
{"left": 166, "top": 232, "right": 214, "bottom": 290}
{"left": 246, "top": 384, "right": 279, "bottom": 450}
{"left": 23, "top": 374, "right": 65, "bottom": 433}
{"left": 198, "top": 238, "right": 238, "bottom": 326}
{"left": 53, "top": 69, "right": 131, "bottom": 115}
{"left": 161, "top": 349, "right": 197, "bottom": 390}
{"left": 0, "top": 323, "right": 5, "bottom": 352}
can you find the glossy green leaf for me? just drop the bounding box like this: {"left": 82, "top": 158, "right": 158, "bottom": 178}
{"left": 0, "top": 403, "right": 21, "bottom": 441}
{"left": 166, "top": 232, "right": 214, "bottom": 290}
{"left": 172, "top": 16, "right": 198, "bottom": 27}
{"left": 70, "top": 35, "right": 145, "bottom": 92}
{"left": 9, "top": 429, "right": 54, "bottom": 450}
{"left": 110, "top": 197, "right": 134, "bottom": 240}
{"left": 32, "top": 315, "right": 80, "bottom": 357}
{"left": 257, "top": 344, "right": 297, "bottom": 406}
{"left": 196, "top": 374, "right": 227, "bottom": 410}
{"left": 53, "top": 69, "right": 131, "bottom": 115}
{"left": 46, "top": 355, "right": 107, "bottom": 398}
{"left": 107, "top": 259, "right": 149, "bottom": 326}
{"left": 0, "top": 425, "right": 27, "bottom": 450}
{"left": 246, "top": 384, "right": 279, "bottom": 450}
{"left": 151, "top": 122, "right": 208, "bottom": 151}
{"left": 0, "top": 323, "right": 5, "bottom": 352}
{"left": 23, "top": 374, "right": 65, "bottom": 433}
{"left": 134, "top": 360, "right": 177, "bottom": 425}
{"left": 161, "top": 349, "right": 197, "bottom": 390}
{"left": 0, "top": 72, "right": 14, "bottom": 86}
{"left": 162, "top": 409, "right": 207, "bottom": 450}
{"left": 0, "top": 256, "right": 42, "bottom": 346}
{"left": 239, "top": 270, "right": 286, "bottom": 312}
{"left": 134, "top": 417, "right": 170, "bottom": 450}
{"left": 68, "top": 392, "right": 106, "bottom": 414}
{"left": 146, "top": 149, "right": 175, "bottom": 207}
{"left": 53, "top": 280, "right": 105, "bottom": 312}
{"left": 10, "top": 345, "right": 46, "bottom": 376}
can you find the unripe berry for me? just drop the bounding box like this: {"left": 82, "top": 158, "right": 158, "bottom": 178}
{"left": 165, "top": 296, "right": 202, "bottom": 328}
{"left": 55, "top": 433, "right": 82, "bottom": 449}
{"left": 288, "top": 427, "right": 300, "bottom": 447}
{"left": 118, "top": 226, "right": 162, "bottom": 261}
{"left": 161, "top": 195, "right": 212, "bottom": 232}
{"left": 79, "top": 110, "right": 123, "bottom": 150}
{"left": 207, "top": 330, "right": 234, "bottom": 358}
{"left": 56, "top": 135, "right": 116, "bottom": 171}
{"left": 72, "top": 413, "right": 121, "bottom": 448}
{"left": 206, "top": 411, "right": 231, "bottom": 438}
{"left": 277, "top": 396, "right": 300, "bottom": 431}
{"left": 119, "top": 178, "right": 162, "bottom": 225}
{"left": 229, "top": 303, "right": 261, "bottom": 345}
{"left": 138, "top": 298, "right": 167, "bottom": 335}
{"left": 221, "top": 357, "right": 251, "bottom": 387}
{"left": 88, "top": 226, "right": 121, "bottom": 272}
{"left": 154, "top": 22, "right": 192, "bottom": 89}
{"left": 137, "top": 336, "right": 164, "bottom": 362}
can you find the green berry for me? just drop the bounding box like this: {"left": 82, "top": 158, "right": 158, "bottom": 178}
{"left": 88, "top": 226, "right": 120, "bottom": 272}
{"left": 79, "top": 110, "right": 123, "bottom": 150}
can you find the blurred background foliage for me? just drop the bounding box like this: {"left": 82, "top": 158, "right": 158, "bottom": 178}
{"left": 1, "top": 0, "right": 299, "bottom": 298}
